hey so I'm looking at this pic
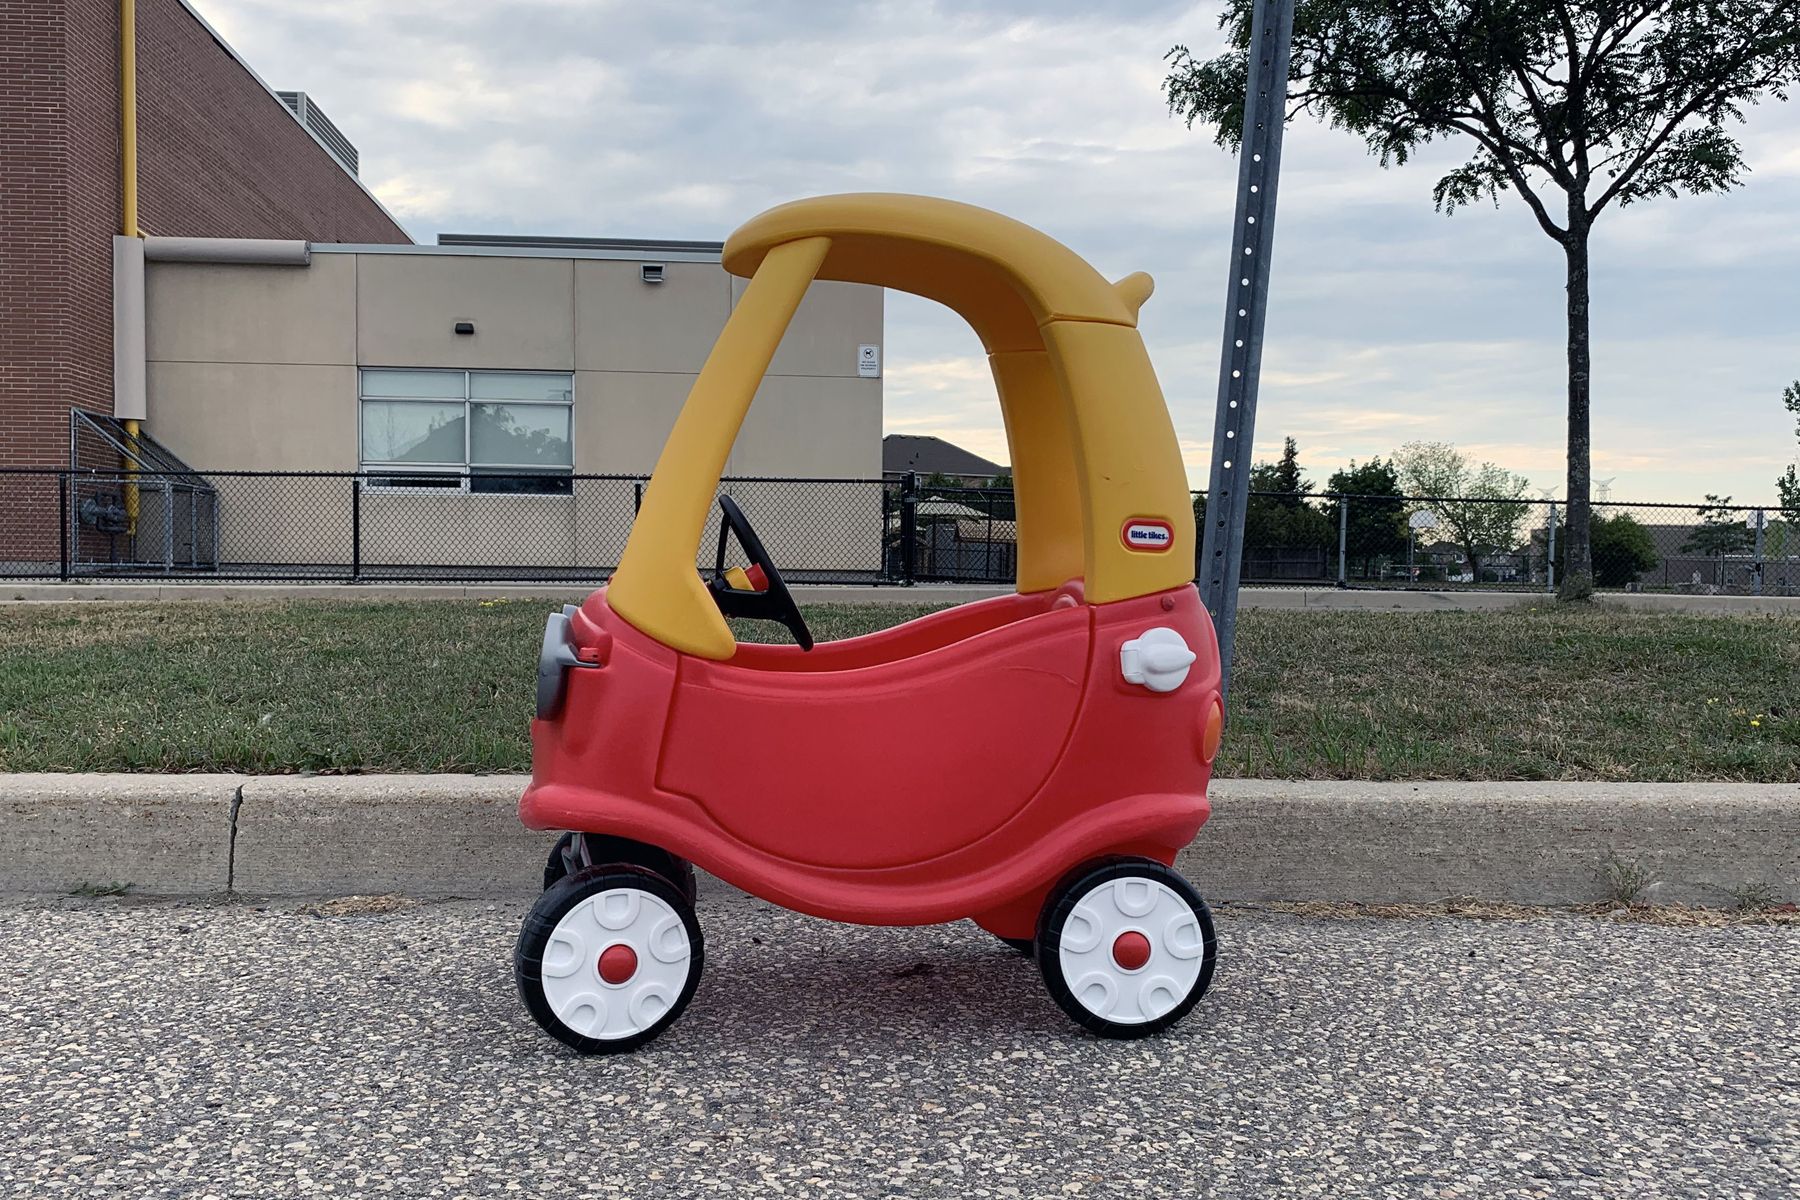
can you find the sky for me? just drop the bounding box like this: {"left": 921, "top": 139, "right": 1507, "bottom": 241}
{"left": 199, "top": 0, "right": 1800, "bottom": 504}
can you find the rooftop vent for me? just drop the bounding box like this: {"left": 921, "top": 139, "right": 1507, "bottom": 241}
{"left": 277, "top": 91, "right": 358, "bottom": 176}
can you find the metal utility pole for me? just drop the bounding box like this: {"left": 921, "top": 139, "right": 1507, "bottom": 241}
{"left": 1547, "top": 502, "right": 1558, "bottom": 593}
{"left": 1197, "top": 0, "right": 1297, "bottom": 703}
{"left": 1753, "top": 509, "right": 1766, "bottom": 595}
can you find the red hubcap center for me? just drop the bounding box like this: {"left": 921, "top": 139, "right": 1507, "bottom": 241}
{"left": 1111, "top": 931, "right": 1152, "bottom": 971}
{"left": 597, "top": 943, "right": 638, "bottom": 985}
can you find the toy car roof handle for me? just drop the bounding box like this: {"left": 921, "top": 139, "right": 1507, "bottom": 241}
{"left": 708, "top": 496, "right": 813, "bottom": 651}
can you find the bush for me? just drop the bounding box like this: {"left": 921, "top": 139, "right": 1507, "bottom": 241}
{"left": 1565, "top": 511, "right": 1658, "bottom": 587}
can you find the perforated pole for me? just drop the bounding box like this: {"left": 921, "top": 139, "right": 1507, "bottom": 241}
{"left": 1197, "top": 0, "right": 1296, "bottom": 703}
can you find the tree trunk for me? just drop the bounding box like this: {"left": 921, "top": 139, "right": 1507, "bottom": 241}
{"left": 1560, "top": 212, "right": 1594, "bottom": 599}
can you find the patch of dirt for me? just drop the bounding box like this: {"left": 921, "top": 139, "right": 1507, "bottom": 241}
{"left": 295, "top": 894, "right": 420, "bottom": 917}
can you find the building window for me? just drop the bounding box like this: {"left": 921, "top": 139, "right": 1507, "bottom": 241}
{"left": 359, "top": 369, "right": 573, "bottom": 493}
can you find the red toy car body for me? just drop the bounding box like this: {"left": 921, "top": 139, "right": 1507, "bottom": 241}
{"left": 521, "top": 580, "right": 1221, "bottom": 941}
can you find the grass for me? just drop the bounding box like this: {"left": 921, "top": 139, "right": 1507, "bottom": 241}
{"left": 0, "top": 599, "right": 1794, "bottom": 781}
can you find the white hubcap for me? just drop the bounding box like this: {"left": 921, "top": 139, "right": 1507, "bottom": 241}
{"left": 539, "top": 887, "right": 692, "bottom": 1040}
{"left": 1058, "top": 876, "right": 1206, "bottom": 1025}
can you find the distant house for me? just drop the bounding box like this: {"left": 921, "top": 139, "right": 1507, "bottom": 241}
{"left": 882, "top": 435, "right": 1007, "bottom": 483}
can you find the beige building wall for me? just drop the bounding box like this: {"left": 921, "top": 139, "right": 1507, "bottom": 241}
{"left": 358, "top": 255, "right": 576, "bottom": 371}
{"left": 142, "top": 244, "right": 883, "bottom": 571}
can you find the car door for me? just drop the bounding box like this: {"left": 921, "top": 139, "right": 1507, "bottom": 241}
{"left": 656, "top": 604, "right": 1090, "bottom": 869}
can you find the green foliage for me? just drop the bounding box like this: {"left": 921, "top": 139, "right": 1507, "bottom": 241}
{"left": 1604, "top": 857, "right": 1651, "bottom": 904}
{"left": 1393, "top": 441, "right": 1533, "bottom": 581}
{"left": 1326, "top": 457, "right": 1408, "bottom": 573}
{"left": 1564, "top": 511, "right": 1658, "bottom": 587}
{"left": 1778, "top": 381, "right": 1800, "bottom": 523}
{"left": 1245, "top": 438, "right": 1333, "bottom": 553}
{"left": 1165, "top": 2, "right": 1800, "bottom": 231}
{"left": 1682, "top": 495, "right": 1755, "bottom": 557}
{"left": 1267, "top": 437, "right": 1309, "bottom": 506}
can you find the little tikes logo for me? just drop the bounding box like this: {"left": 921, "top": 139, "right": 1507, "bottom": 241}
{"left": 1121, "top": 518, "right": 1174, "bottom": 552}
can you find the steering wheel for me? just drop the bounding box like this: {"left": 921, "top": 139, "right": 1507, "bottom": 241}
{"left": 707, "top": 495, "right": 814, "bottom": 650}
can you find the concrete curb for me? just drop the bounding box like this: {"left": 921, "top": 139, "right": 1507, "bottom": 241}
{"left": 234, "top": 774, "right": 537, "bottom": 895}
{"left": 1188, "top": 780, "right": 1800, "bottom": 906}
{"left": 2, "top": 775, "right": 1794, "bottom": 906}
{"left": 5, "top": 581, "right": 1797, "bottom": 614}
{"left": 0, "top": 773, "right": 241, "bottom": 894}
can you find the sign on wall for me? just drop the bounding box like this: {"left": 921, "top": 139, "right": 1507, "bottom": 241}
{"left": 857, "top": 344, "right": 881, "bottom": 378}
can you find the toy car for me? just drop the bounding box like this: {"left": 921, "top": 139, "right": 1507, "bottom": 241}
{"left": 515, "top": 194, "right": 1224, "bottom": 1053}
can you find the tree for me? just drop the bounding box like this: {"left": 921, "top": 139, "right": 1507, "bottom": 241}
{"left": 1681, "top": 494, "right": 1754, "bottom": 557}
{"left": 1268, "top": 436, "right": 1311, "bottom": 507}
{"left": 1246, "top": 438, "right": 1334, "bottom": 553}
{"left": 1195, "top": 437, "right": 1333, "bottom": 578}
{"left": 1778, "top": 381, "right": 1800, "bottom": 523}
{"left": 1565, "top": 509, "right": 1657, "bottom": 586}
{"left": 1326, "top": 457, "right": 1409, "bottom": 577}
{"left": 1166, "top": 2, "right": 1800, "bottom": 600}
{"left": 1393, "top": 440, "right": 1533, "bottom": 583}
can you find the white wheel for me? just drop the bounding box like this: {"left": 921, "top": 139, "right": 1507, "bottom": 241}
{"left": 1038, "top": 858, "right": 1216, "bottom": 1037}
{"left": 516, "top": 865, "right": 703, "bottom": 1053}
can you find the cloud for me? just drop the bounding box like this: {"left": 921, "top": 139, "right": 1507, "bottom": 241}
{"left": 197, "top": 0, "right": 1800, "bottom": 502}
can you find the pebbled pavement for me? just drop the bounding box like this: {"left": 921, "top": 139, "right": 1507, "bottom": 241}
{"left": 0, "top": 889, "right": 1795, "bottom": 1199}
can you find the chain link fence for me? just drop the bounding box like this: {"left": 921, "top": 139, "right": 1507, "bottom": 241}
{"left": 1, "top": 467, "right": 1792, "bottom": 595}
{"left": 1209, "top": 490, "right": 1799, "bottom": 595}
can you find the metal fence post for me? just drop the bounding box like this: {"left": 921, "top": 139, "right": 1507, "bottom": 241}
{"left": 1546, "top": 502, "right": 1558, "bottom": 594}
{"left": 162, "top": 480, "right": 174, "bottom": 571}
{"left": 1754, "top": 508, "right": 1766, "bottom": 596}
{"left": 632, "top": 481, "right": 643, "bottom": 516}
{"left": 58, "top": 472, "right": 70, "bottom": 581}
{"left": 1336, "top": 495, "right": 1347, "bottom": 586}
{"left": 984, "top": 487, "right": 996, "bottom": 581}
{"left": 900, "top": 471, "right": 918, "bottom": 586}
{"left": 350, "top": 475, "right": 362, "bottom": 582}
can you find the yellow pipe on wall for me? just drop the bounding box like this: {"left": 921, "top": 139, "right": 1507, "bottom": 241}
{"left": 120, "top": 0, "right": 139, "bottom": 239}
{"left": 121, "top": 0, "right": 141, "bottom": 534}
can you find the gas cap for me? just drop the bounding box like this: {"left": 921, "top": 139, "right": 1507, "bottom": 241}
{"left": 1120, "top": 627, "right": 1196, "bottom": 694}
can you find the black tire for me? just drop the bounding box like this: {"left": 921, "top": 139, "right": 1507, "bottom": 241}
{"left": 994, "top": 934, "right": 1036, "bottom": 957}
{"left": 1035, "top": 856, "right": 1217, "bottom": 1039}
{"left": 543, "top": 832, "right": 698, "bottom": 903}
{"left": 515, "top": 864, "right": 704, "bottom": 1054}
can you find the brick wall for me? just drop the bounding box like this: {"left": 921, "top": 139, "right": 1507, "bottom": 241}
{"left": 1, "top": 0, "right": 408, "bottom": 565}
{"left": 135, "top": 0, "right": 409, "bottom": 244}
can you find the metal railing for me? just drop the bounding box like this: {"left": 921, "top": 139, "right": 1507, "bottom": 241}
{"left": 1, "top": 467, "right": 1791, "bottom": 595}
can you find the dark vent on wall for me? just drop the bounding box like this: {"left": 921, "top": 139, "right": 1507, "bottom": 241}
{"left": 277, "top": 91, "right": 359, "bottom": 176}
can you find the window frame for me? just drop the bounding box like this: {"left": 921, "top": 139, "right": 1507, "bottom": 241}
{"left": 357, "top": 369, "right": 575, "bottom": 495}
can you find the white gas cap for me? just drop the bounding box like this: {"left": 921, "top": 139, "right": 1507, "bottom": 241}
{"left": 1120, "top": 627, "right": 1196, "bottom": 694}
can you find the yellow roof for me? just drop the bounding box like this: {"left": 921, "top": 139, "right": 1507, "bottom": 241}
{"left": 608, "top": 195, "right": 1195, "bottom": 660}
{"left": 724, "top": 193, "right": 1146, "bottom": 353}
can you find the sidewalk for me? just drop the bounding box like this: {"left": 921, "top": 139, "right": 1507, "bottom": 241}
{"left": 4, "top": 774, "right": 1793, "bottom": 905}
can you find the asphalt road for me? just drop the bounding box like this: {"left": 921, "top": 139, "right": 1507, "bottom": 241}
{"left": 1, "top": 890, "right": 1795, "bottom": 1199}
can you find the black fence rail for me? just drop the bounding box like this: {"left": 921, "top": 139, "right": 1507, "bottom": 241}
{"left": 1, "top": 467, "right": 1792, "bottom": 595}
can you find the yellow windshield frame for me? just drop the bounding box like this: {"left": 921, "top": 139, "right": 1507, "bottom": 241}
{"left": 609, "top": 195, "right": 1193, "bottom": 661}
